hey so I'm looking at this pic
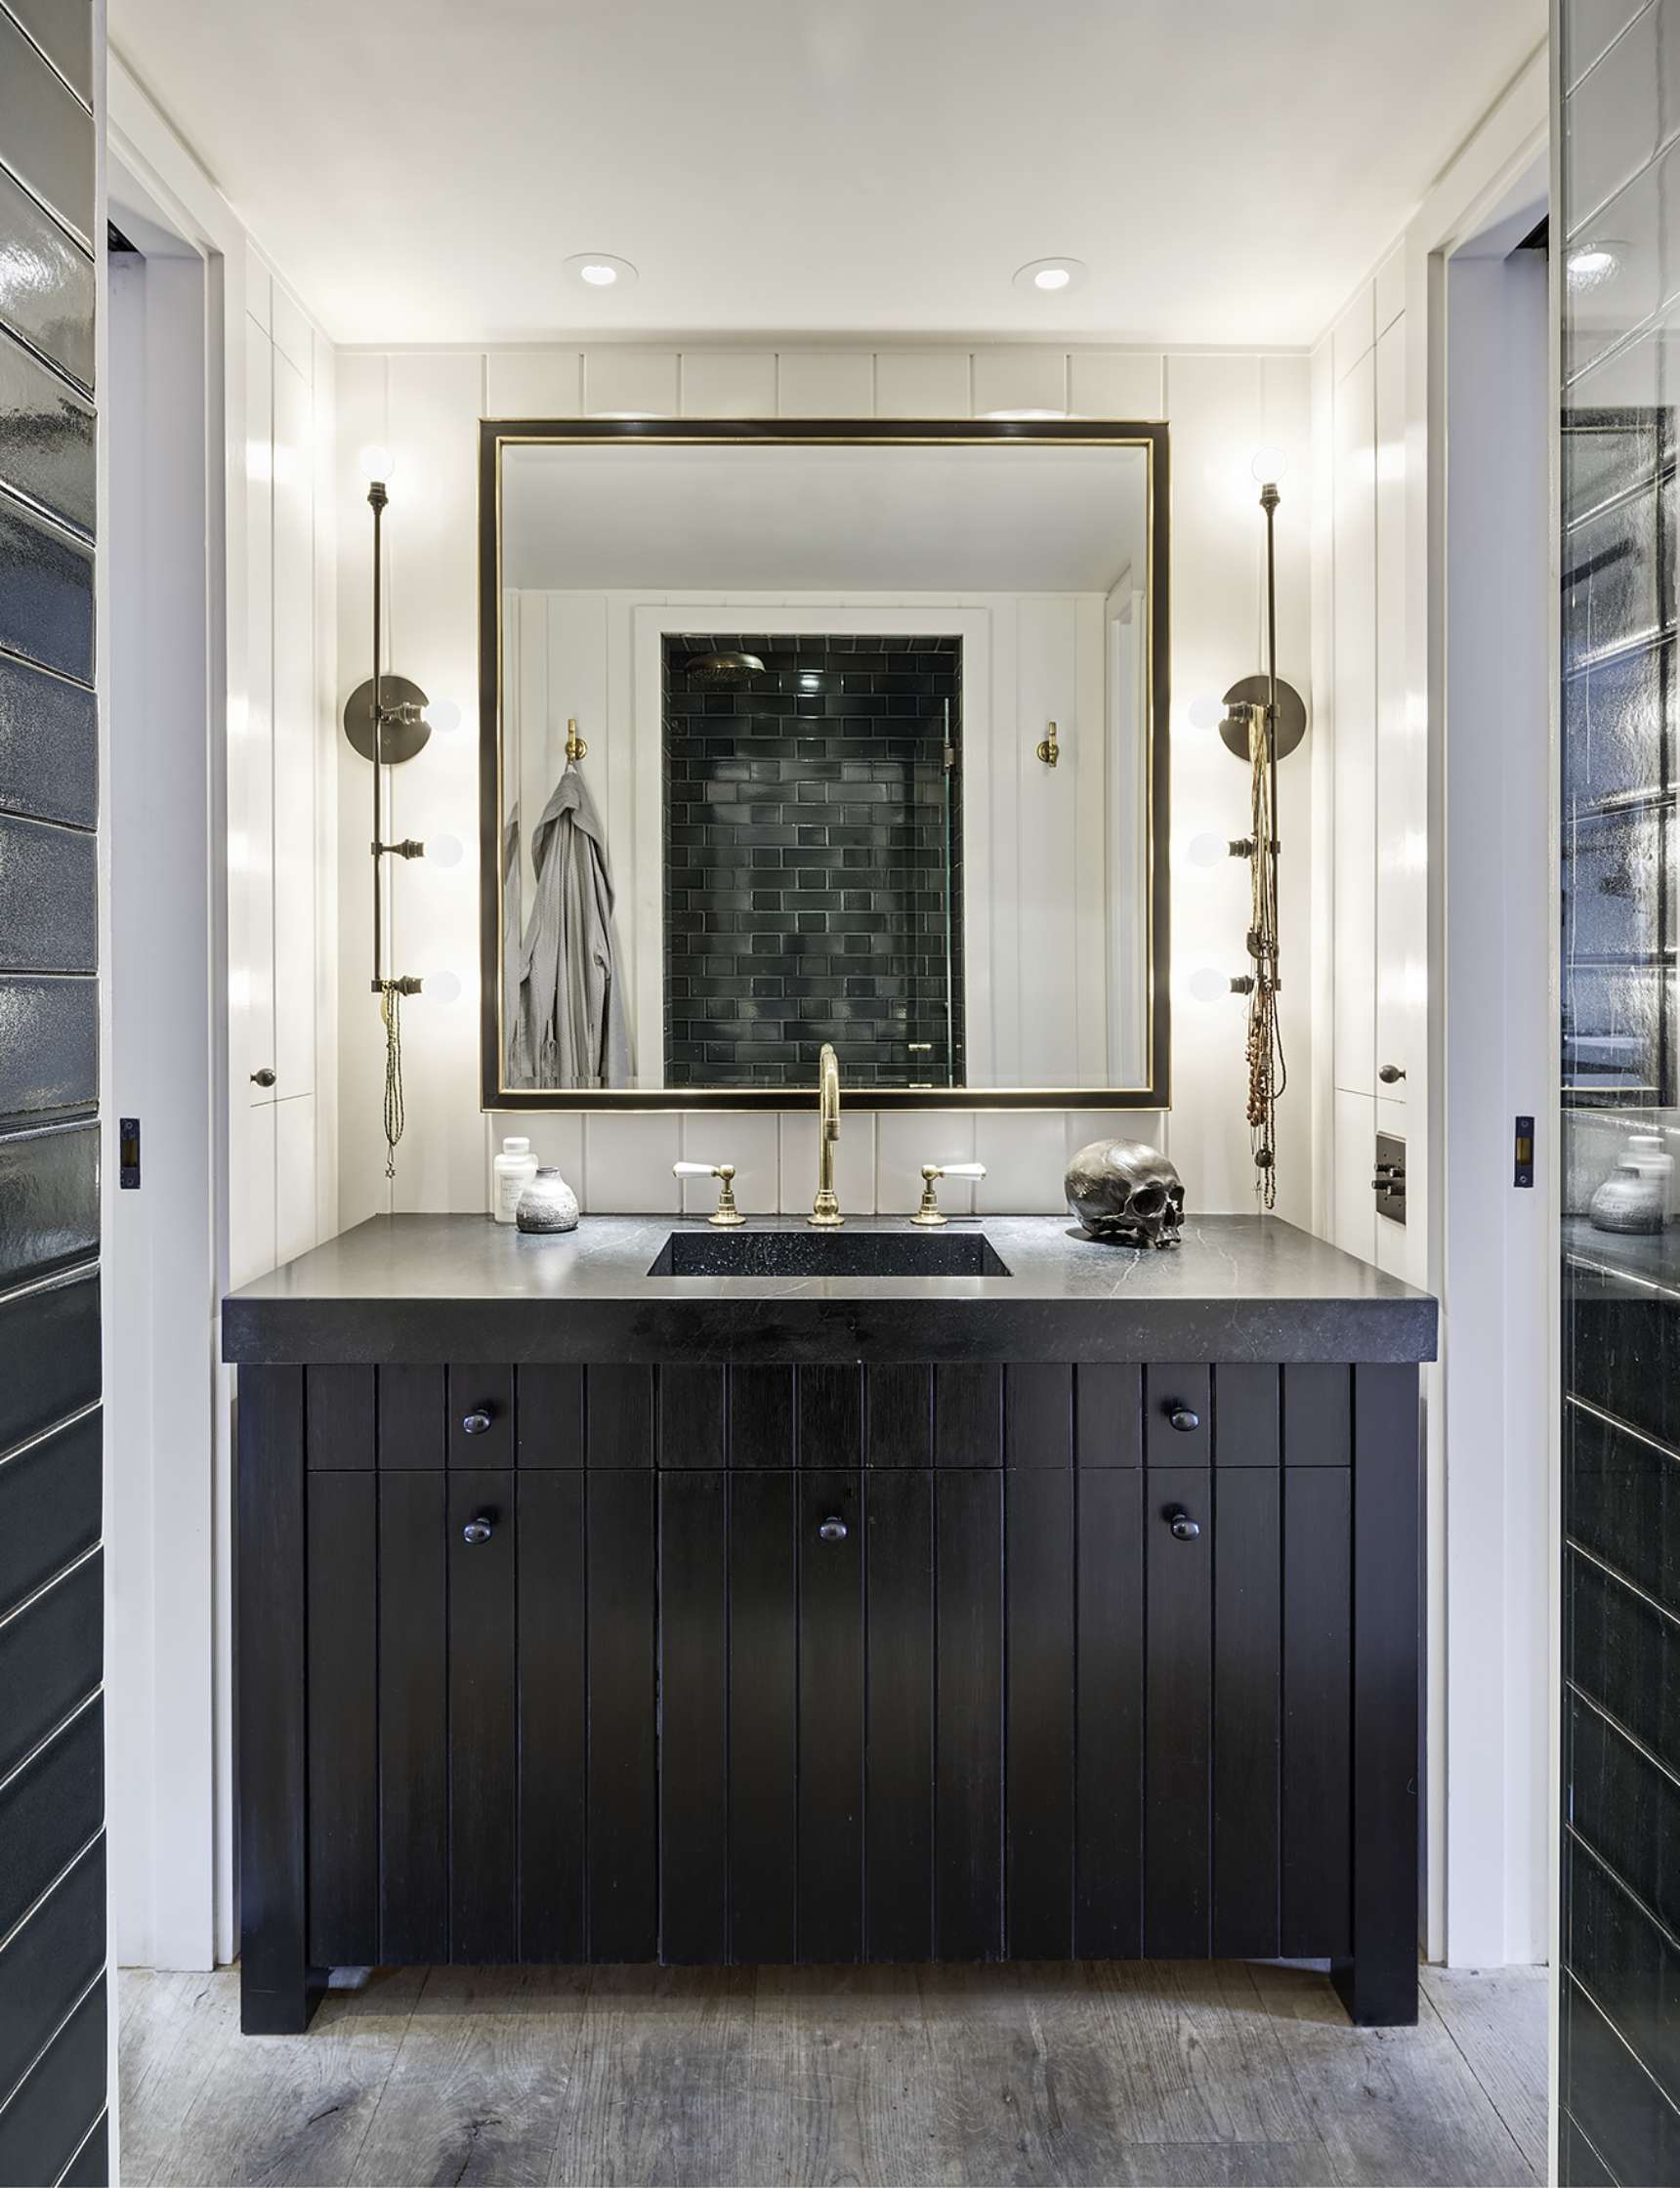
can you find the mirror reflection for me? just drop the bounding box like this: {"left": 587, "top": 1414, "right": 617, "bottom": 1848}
{"left": 487, "top": 431, "right": 1165, "bottom": 1104}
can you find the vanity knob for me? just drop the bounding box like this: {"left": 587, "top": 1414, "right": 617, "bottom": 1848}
{"left": 1166, "top": 1404, "right": 1200, "bottom": 1434}
{"left": 249, "top": 1068, "right": 276, "bottom": 1088}
{"left": 462, "top": 1512, "right": 495, "bottom": 1546}
{"left": 461, "top": 1408, "right": 495, "bottom": 1437}
{"left": 1165, "top": 1504, "right": 1200, "bottom": 1542}
{"left": 819, "top": 1516, "right": 848, "bottom": 1543}
{"left": 1378, "top": 1063, "right": 1407, "bottom": 1085}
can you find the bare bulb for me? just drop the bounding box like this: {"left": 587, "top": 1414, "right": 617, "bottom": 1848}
{"left": 1188, "top": 966, "right": 1229, "bottom": 1003}
{"left": 357, "top": 442, "right": 396, "bottom": 484}
{"left": 1250, "top": 445, "right": 1288, "bottom": 484}
{"left": 1186, "top": 833, "right": 1227, "bottom": 868}
{"left": 427, "top": 833, "right": 464, "bottom": 870}
{"left": 424, "top": 970, "right": 463, "bottom": 1005}
{"left": 1187, "top": 694, "right": 1222, "bottom": 732}
{"left": 423, "top": 696, "right": 462, "bottom": 735}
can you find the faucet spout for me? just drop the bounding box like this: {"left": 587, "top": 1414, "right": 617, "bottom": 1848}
{"left": 810, "top": 1043, "right": 843, "bottom": 1227}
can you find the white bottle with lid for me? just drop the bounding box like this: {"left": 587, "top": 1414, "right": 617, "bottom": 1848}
{"left": 493, "top": 1136, "right": 539, "bottom": 1225}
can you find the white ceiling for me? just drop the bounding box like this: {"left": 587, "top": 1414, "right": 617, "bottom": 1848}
{"left": 109, "top": 0, "right": 1545, "bottom": 348}
{"left": 500, "top": 442, "right": 1150, "bottom": 593}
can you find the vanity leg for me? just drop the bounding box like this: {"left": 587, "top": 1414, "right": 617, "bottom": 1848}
{"left": 237, "top": 1366, "right": 321, "bottom": 2035}
{"left": 1331, "top": 1365, "right": 1420, "bottom": 2028}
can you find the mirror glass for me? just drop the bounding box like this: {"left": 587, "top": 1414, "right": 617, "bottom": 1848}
{"left": 483, "top": 429, "right": 1165, "bottom": 1107}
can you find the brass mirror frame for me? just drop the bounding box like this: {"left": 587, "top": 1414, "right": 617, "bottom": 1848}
{"left": 478, "top": 416, "right": 1170, "bottom": 1112}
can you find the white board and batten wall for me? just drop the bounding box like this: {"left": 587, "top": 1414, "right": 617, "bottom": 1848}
{"left": 334, "top": 343, "right": 1314, "bottom": 1226}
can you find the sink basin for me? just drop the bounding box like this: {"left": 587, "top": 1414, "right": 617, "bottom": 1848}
{"left": 648, "top": 1229, "right": 1012, "bottom": 1279}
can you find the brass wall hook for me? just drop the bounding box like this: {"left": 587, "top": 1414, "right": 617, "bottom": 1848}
{"left": 566, "top": 716, "right": 588, "bottom": 764}
{"left": 1035, "top": 719, "right": 1060, "bottom": 768}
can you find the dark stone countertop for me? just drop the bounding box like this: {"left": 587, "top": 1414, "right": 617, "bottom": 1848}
{"left": 223, "top": 1212, "right": 1438, "bottom": 1368}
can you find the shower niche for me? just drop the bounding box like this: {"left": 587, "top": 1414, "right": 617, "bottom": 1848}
{"left": 662, "top": 633, "right": 964, "bottom": 1090}
{"left": 482, "top": 421, "right": 1168, "bottom": 1109}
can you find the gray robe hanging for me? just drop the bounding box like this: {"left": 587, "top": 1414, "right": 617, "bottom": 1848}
{"left": 510, "top": 763, "right": 633, "bottom": 1090}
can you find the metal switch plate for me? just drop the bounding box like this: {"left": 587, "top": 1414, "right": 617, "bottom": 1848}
{"left": 1373, "top": 1129, "right": 1406, "bottom": 1225}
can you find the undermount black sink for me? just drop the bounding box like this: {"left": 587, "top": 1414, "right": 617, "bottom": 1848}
{"left": 648, "top": 1228, "right": 1012, "bottom": 1279}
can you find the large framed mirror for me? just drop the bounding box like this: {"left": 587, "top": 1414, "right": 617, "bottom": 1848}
{"left": 478, "top": 418, "right": 1169, "bottom": 1110}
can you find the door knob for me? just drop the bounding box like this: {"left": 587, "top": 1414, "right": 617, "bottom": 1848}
{"left": 1165, "top": 1504, "right": 1200, "bottom": 1542}
{"left": 1166, "top": 1404, "right": 1200, "bottom": 1434}
{"left": 249, "top": 1068, "right": 276, "bottom": 1087}
{"left": 462, "top": 1512, "right": 495, "bottom": 1545}
{"left": 819, "top": 1516, "right": 848, "bottom": 1542}
{"left": 461, "top": 1408, "right": 494, "bottom": 1436}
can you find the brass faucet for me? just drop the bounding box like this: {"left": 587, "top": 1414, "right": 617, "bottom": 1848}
{"left": 810, "top": 1042, "right": 843, "bottom": 1227}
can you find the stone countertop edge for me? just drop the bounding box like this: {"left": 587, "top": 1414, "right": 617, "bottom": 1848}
{"left": 223, "top": 1212, "right": 1438, "bottom": 1368}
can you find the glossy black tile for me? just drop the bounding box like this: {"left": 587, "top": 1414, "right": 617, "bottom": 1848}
{"left": 0, "top": 158, "right": 93, "bottom": 391}
{"left": 0, "top": 490, "right": 93, "bottom": 682}
{"left": 0, "top": 1697, "right": 100, "bottom": 1940}
{"left": 3, "top": 0, "right": 94, "bottom": 107}
{"left": 1569, "top": 1834, "right": 1680, "bottom": 2110}
{"left": 0, "top": 974, "right": 96, "bottom": 1122}
{"left": 0, "top": 325, "right": 93, "bottom": 534}
{"left": 0, "top": 1406, "right": 99, "bottom": 1618}
{"left": 1568, "top": 1547, "right": 1680, "bottom": 1778}
{"left": 1565, "top": 1973, "right": 1680, "bottom": 2187}
{"left": 1567, "top": 1401, "right": 1680, "bottom": 1610}
{"left": 0, "top": 1267, "right": 99, "bottom": 1453}
{"left": 0, "top": 811, "right": 96, "bottom": 970}
{"left": 0, "top": 1973, "right": 105, "bottom": 2188}
{"left": 0, "top": 6, "right": 93, "bottom": 247}
{"left": 0, "top": 1833, "right": 104, "bottom": 2111}
{"left": 0, "top": 1118, "right": 96, "bottom": 1287}
{"left": 1570, "top": 1692, "right": 1680, "bottom": 1943}
{"left": 0, "top": 648, "right": 96, "bottom": 827}
{"left": 0, "top": 1547, "right": 100, "bottom": 1779}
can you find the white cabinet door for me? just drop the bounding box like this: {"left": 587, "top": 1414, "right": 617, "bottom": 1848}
{"left": 1332, "top": 346, "right": 1377, "bottom": 1098}
{"left": 272, "top": 348, "right": 315, "bottom": 1101}
{"left": 1333, "top": 1086, "right": 1378, "bottom": 1266}
{"left": 240, "top": 331, "right": 275, "bottom": 1108}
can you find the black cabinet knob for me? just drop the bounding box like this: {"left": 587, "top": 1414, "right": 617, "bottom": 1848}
{"left": 1378, "top": 1064, "right": 1407, "bottom": 1084}
{"left": 462, "top": 1409, "right": 494, "bottom": 1436}
{"left": 1166, "top": 1404, "right": 1200, "bottom": 1433}
{"left": 249, "top": 1068, "right": 276, "bottom": 1087}
{"left": 1165, "top": 1504, "right": 1200, "bottom": 1542}
{"left": 462, "top": 1512, "right": 494, "bottom": 1545}
{"left": 819, "top": 1516, "right": 848, "bottom": 1542}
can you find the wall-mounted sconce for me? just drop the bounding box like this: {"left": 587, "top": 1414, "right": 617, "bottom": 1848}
{"left": 341, "top": 449, "right": 458, "bottom": 1179}
{"left": 1211, "top": 451, "right": 1307, "bottom": 1209}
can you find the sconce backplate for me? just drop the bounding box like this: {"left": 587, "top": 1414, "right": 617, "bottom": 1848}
{"left": 1218, "top": 674, "right": 1307, "bottom": 762}
{"left": 343, "top": 675, "right": 432, "bottom": 765}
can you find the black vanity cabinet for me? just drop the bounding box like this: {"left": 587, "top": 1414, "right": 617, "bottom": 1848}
{"left": 237, "top": 1353, "right": 1419, "bottom": 2035}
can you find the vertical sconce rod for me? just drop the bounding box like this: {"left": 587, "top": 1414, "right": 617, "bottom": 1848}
{"left": 1261, "top": 479, "right": 1281, "bottom": 964}
{"left": 369, "top": 479, "right": 388, "bottom": 991}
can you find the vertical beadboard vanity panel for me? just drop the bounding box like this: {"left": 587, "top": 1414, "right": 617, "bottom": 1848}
{"left": 246, "top": 1352, "right": 1416, "bottom": 2027}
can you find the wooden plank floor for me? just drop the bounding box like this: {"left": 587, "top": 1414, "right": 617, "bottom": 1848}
{"left": 118, "top": 1959, "right": 1546, "bottom": 2188}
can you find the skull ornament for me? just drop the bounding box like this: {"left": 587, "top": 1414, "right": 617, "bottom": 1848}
{"left": 1065, "top": 1139, "right": 1186, "bottom": 1249}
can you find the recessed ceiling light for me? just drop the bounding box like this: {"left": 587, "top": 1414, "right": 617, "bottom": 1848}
{"left": 563, "top": 251, "right": 638, "bottom": 291}
{"left": 1567, "top": 240, "right": 1624, "bottom": 288}
{"left": 1013, "top": 256, "right": 1089, "bottom": 296}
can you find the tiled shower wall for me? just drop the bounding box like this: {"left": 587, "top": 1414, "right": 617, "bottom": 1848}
{"left": 1559, "top": 4, "right": 1680, "bottom": 2182}
{"left": 663, "top": 634, "right": 962, "bottom": 1090}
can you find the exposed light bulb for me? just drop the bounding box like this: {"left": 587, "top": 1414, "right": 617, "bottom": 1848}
{"left": 357, "top": 442, "right": 396, "bottom": 484}
{"left": 424, "top": 970, "right": 463, "bottom": 1005}
{"left": 1188, "top": 966, "right": 1230, "bottom": 1003}
{"left": 1186, "top": 832, "right": 1228, "bottom": 868}
{"left": 1251, "top": 445, "right": 1288, "bottom": 484}
{"left": 427, "top": 833, "right": 464, "bottom": 870}
{"left": 1187, "top": 694, "right": 1222, "bottom": 732}
{"left": 423, "top": 696, "right": 463, "bottom": 734}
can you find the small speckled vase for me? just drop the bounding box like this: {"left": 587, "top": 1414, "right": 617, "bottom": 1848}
{"left": 515, "top": 1166, "right": 579, "bottom": 1234}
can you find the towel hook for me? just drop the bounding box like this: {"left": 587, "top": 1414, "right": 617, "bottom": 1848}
{"left": 566, "top": 716, "right": 588, "bottom": 764}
